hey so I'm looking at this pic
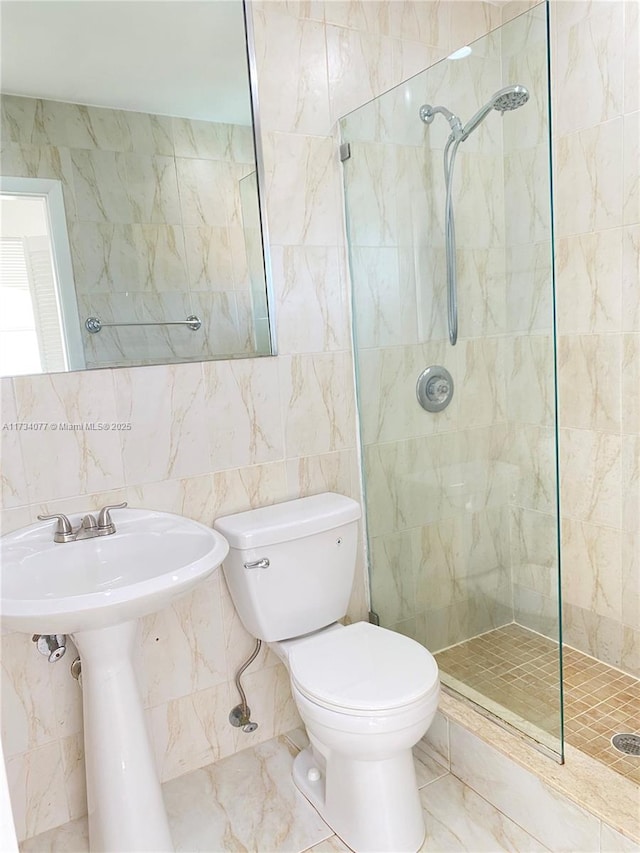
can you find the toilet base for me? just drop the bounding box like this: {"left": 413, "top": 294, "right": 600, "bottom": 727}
{"left": 292, "top": 745, "right": 426, "bottom": 853}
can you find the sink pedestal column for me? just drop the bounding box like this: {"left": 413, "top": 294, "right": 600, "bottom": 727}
{"left": 73, "top": 620, "right": 173, "bottom": 852}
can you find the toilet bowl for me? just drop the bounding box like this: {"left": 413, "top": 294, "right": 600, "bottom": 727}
{"left": 275, "top": 621, "right": 440, "bottom": 853}
{"left": 214, "top": 493, "right": 441, "bottom": 853}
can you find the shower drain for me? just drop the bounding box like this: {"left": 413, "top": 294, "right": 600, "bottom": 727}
{"left": 611, "top": 733, "right": 640, "bottom": 756}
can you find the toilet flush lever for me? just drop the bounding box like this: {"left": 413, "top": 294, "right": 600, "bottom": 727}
{"left": 243, "top": 558, "right": 270, "bottom": 570}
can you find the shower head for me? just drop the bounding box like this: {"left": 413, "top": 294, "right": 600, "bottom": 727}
{"left": 461, "top": 84, "right": 529, "bottom": 140}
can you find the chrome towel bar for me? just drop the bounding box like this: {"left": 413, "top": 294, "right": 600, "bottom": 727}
{"left": 85, "top": 315, "right": 201, "bottom": 333}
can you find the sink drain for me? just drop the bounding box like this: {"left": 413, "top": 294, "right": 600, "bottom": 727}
{"left": 611, "top": 733, "right": 640, "bottom": 756}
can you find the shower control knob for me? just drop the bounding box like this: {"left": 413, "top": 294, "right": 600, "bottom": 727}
{"left": 307, "top": 767, "right": 321, "bottom": 782}
{"left": 416, "top": 366, "right": 454, "bottom": 413}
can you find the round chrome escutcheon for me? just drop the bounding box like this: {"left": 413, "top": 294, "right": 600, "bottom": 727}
{"left": 416, "top": 365, "right": 454, "bottom": 413}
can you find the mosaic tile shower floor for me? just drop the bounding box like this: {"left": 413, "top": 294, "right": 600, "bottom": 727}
{"left": 435, "top": 624, "right": 640, "bottom": 784}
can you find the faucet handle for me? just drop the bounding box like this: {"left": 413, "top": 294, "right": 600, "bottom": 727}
{"left": 37, "top": 513, "right": 74, "bottom": 543}
{"left": 97, "top": 501, "right": 128, "bottom": 530}
{"left": 37, "top": 513, "right": 73, "bottom": 533}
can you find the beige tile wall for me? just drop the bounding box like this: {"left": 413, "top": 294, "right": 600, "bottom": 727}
{"left": 0, "top": 0, "right": 503, "bottom": 841}
{"left": 549, "top": 0, "right": 639, "bottom": 677}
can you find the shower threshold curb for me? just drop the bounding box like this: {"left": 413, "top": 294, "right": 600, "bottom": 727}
{"left": 438, "top": 691, "right": 640, "bottom": 845}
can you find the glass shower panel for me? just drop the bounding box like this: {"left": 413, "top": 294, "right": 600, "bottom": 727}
{"left": 341, "top": 3, "right": 562, "bottom": 756}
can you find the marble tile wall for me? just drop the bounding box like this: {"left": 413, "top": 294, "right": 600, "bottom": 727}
{"left": 549, "top": 0, "right": 639, "bottom": 676}
{"left": 0, "top": 96, "right": 259, "bottom": 367}
{"left": 0, "top": 0, "right": 503, "bottom": 841}
{"left": 500, "top": 4, "right": 559, "bottom": 640}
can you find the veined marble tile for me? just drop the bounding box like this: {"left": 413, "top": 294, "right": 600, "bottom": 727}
{"left": 341, "top": 142, "right": 400, "bottom": 249}
{"left": 60, "top": 733, "right": 86, "bottom": 822}
{"left": 504, "top": 146, "right": 551, "bottom": 247}
{"left": 506, "top": 335, "right": 554, "bottom": 427}
{"left": 124, "top": 154, "right": 182, "bottom": 226}
{"left": 209, "top": 461, "right": 289, "bottom": 521}
{"left": 622, "top": 226, "right": 640, "bottom": 331}
{"left": 279, "top": 353, "right": 355, "bottom": 458}
{"left": 623, "top": 110, "right": 640, "bottom": 226}
{"left": 263, "top": 132, "right": 342, "bottom": 246}
{"left": 204, "top": 357, "right": 283, "bottom": 471}
{"left": 272, "top": 245, "right": 349, "bottom": 354}
{"left": 1, "top": 97, "right": 69, "bottom": 148}
{"left": 449, "top": 722, "right": 599, "bottom": 851}
{"left": 323, "top": 0, "right": 391, "bottom": 35}
{"left": 554, "top": 119, "right": 624, "bottom": 237}
{"left": 130, "top": 225, "right": 188, "bottom": 292}
{"left": 0, "top": 380, "right": 28, "bottom": 509}
{"left": 624, "top": 0, "right": 639, "bottom": 113}
{"left": 163, "top": 737, "right": 331, "bottom": 853}
{"left": 389, "top": 0, "right": 450, "bottom": 48}
{"left": 456, "top": 338, "right": 506, "bottom": 429}
{"left": 622, "top": 435, "right": 639, "bottom": 534}
{"left": 172, "top": 119, "right": 253, "bottom": 164}
{"left": 284, "top": 450, "right": 355, "bottom": 501}
{"left": 175, "top": 158, "right": 235, "bottom": 228}
{"left": 64, "top": 104, "right": 131, "bottom": 152}
{"left": 182, "top": 226, "right": 234, "bottom": 291}
{"left": 505, "top": 242, "right": 553, "bottom": 334}
{"left": 558, "top": 335, "right": 622, "bottom": 432}
{"left": 126, "top": 474, "right": 215, "bottom": 526}
{"left": 506, "top": 424, "right": 557, "bottom": 514}
{"left": 12, "top": 370, "right": 124, "bottom": 503}
{"left": 419, "top": 711, "right": 450, "bottom": 769}
{"left": 350, "top": 247, "right": 417, "bottom": 348}
{"left": 115, "top": 363, "right": 209, "bottom": 485}
{"left": 19, "top": 816, "right": 89, "bottom": 853}
{"left": 70, "top": 148, "right": 132, "bottom": 223}
{"left": 509, "top": 508, "right": 558, "bottom": 598}
{"left": 6, "top": 743, "right": 70, "bottom": 842}
{"left": 554, "top": 1, "right": 623, "bottom": 136}
{"left": 326, "top": 26, "right": 395, "bottom": 124}
{"left": 561, "top": 518, "right": 622, "bottom": 622}
{"left": 1, "top": 633, "right": 60, "bottom": 757}
{"left": 369, "top": 528, "right": 419, "bottom": 625}
{"left": 149, "top": 681, "right": 235, "bottom": 783}
{"left": 556, "top": 230, "right": 623, "bottom": 334}
{"left": 303, "top": 837, "right": 350, "bottom": 853}
{"left": 68, "top": 222, "right": 138, "bottom": 294}
{"left": 601, "top": 822, "right": 640, "bottom": 853}
{"left": 254, "top": 9, "right": 330, "bottom": 136}
{"left": 125, "top": 111, "right": 174, "bottom": 157}
{"left": 622, "top": 334, "right": 640, "bottom": 434}
{"left": 562, "top": 603, "right": 624, "bottom": 672}
{"left": 419, "top": 772, "right": 549, "bottom": 852}
{"left": 559, "top": 428, "right": 622, "bottom": 528}
{"left": 139, "top": 574, "right": 227, "bottom": 708}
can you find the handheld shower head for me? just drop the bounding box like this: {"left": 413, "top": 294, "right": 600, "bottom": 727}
{"left": 461, "top": 84, "right": 529, "bottom": 140}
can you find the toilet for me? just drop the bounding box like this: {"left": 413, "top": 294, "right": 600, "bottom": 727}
{"left": 214, "top": 493, "right": 440, "bottom": 853}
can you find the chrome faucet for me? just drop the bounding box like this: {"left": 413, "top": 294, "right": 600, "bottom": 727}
{"left": 38, "top": 502, "right": 128, "bottom": 543}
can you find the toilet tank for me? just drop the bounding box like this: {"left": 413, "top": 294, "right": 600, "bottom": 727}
{"left": 214, "top": 493, "right": 361, "bottom": 642}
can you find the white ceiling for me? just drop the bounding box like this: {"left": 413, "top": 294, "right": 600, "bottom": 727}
{"left": 0, "top": 0, "right": 253, "bottom": 125}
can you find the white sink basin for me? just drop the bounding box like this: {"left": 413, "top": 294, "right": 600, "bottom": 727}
{"left": 0, "top": 506, "right": 229, "bottom": 853}
{"left": 1, "top": 508, "right": 228, "bottom": 634}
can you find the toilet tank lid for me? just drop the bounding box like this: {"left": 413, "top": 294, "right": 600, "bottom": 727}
{"left": 214, "top": 493, "right": 361, "bottom": 549}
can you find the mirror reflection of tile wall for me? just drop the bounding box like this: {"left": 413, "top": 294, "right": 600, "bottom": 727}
{"left": 1, "top": 95, "right": 265, "bottom": 368}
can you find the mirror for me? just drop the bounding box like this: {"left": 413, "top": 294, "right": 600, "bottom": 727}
{"left": 0, "top": 0, "right": 273, "bottom": 377}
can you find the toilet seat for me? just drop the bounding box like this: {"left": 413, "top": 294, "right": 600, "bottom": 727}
{"left": 288, "top": 621, "right": 439, "bottom": 715}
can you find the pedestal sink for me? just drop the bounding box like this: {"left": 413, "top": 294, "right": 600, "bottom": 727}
{"left": 1, "top": 508, "right": 229, "bottom": 852}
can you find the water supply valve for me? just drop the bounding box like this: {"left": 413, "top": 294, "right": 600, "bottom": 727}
{"left": 32, "top": 633, "right": 67, "bottom": 662}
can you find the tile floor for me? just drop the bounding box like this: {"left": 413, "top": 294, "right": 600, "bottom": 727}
{"left": 20, "top": 730, "right": 547, "bottom": 852}
{"left": 434, "top": 624, "right": 640, "bottom": 784}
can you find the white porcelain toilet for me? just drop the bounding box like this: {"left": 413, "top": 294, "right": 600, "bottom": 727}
{"left": 214, "top": 493, "right": 440, "bottom": 853}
